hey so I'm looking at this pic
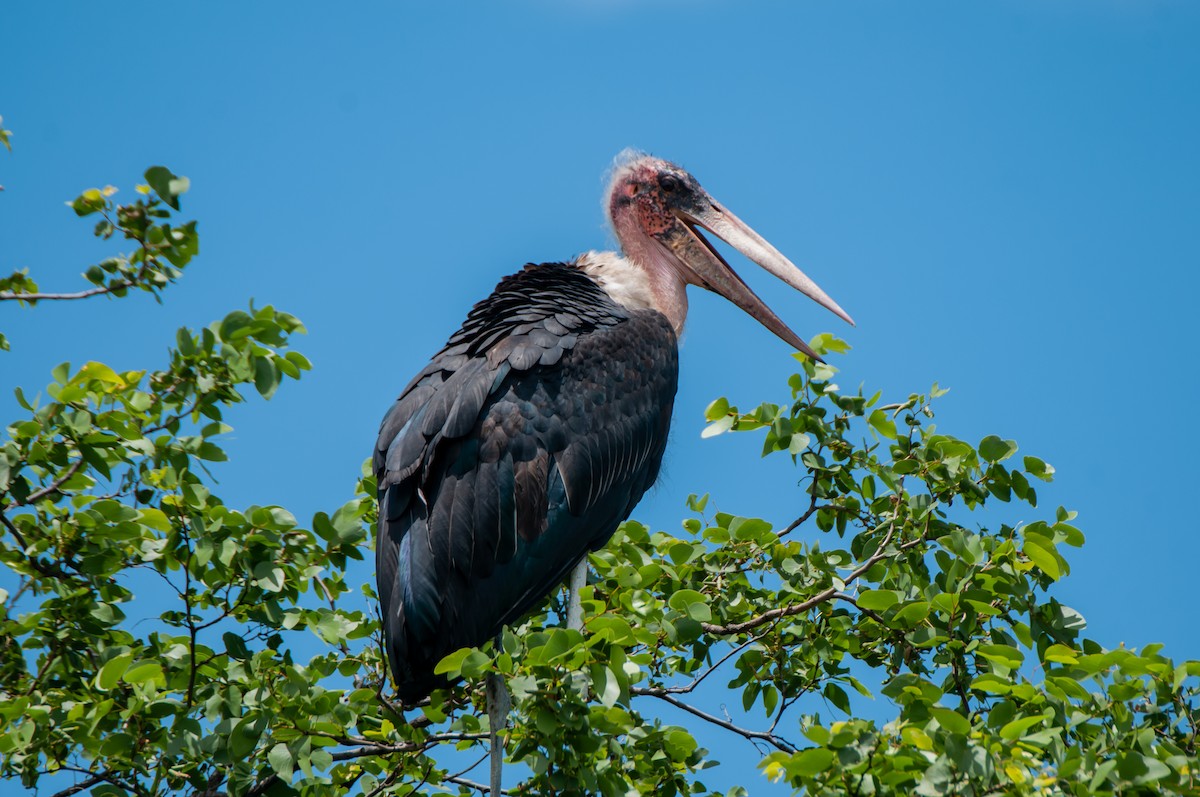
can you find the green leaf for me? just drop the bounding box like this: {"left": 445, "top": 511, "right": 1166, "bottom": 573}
{"left": 663, "top": 729, "right": 698, "bottom": 761}
{"left": 72, "top": 360, "right": 124, "bottom": 386}
{"left": 229, "top": 715, "right": 266, "bottom": 759}
{"left": 70, "top": 188, "right": 107, "bottom": 217}
{"left": 930, "top": 706, "right": 971, "bottom": 735}
{"left": 96, "top": 653, "right": 133, "bottom": 690}
{"left": 124, "top": 660, "right": 165, "bottom": 688}
{"left": 857, "top": 589, "right": 901, "bottom": 611}
{"left": 1023, "top": 535, "right": 1062, "bottom": 579}
{"left": 868, "top": 409, "right": 897, "bottom": 440}
{"left": 791, "top": 747, "right": 837, "bottom": 777}
{"left": 979, "top": 435, "right": 1018, "bottom": 463}
{"left": 252, "top": 561, "right": 286, "bottom": 592}
{"left": 976, "top": 644, "right": 1024, "bottom": 669}
{"left": 1043, "top": 644, "right": 1078, "bottom": 664}
{"left": 823, "top": 682, "right": 851, "bottom": 714}
{"left": 137, "top": 508, "right": 172, "bottom": 532}
{"left": 219, "top": 310, "right": 254, "bottom": 341}
{"left": 999, "top": 713, "right": 1048, "bottom": 740}
{"left": 434, "top": 648, "right": 472, "bottom": 677}
{"left": 224, "top": 632, "right": 252, "bottom": 661}
{"left": 588, "top": 615, "right": 635, "bottom": 645}
{"left": 787, "top": 432, "right": 812, "bottom": 454}
{"left": 460, "top": 649, "right": 491, "bottom": 679}
{"left": 701, "top": 414, "right": 734, "bottom": 438}
{"left": 808, "top": 332, "right": 851, "bottom": 355}
{"left": 593, "top": 665, "right": 621, "bottom": 708}
{"left": 1023, "top": 455, "right": 1055, "bottom": 481}
{"left": 254, "top": 357, "right": 279, "bottom": 399}
{"left": 704, "top": 397, "right": 730, "bottom": 421}
{"left": 268, "top": 743, "right": 294, "bottom": 782}
{"left": 668, "top": 589, "right": 711, "bottom": 622}
{"left": 893, "top": 600, "right": 931, "bottom": 627}
{"left": 1117, "top": 752, "right": 1172, "bottom": 785}
{"left": 144, "top": 165, "right": 190, "bottom": 210}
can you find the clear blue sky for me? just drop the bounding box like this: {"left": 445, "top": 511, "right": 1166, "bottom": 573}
{"left": 3, "top": 1, "right": 1198, "bottom": 791}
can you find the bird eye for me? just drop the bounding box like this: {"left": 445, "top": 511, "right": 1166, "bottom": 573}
{"left": 659, "top": 174, "right": 681, "bottom": 193}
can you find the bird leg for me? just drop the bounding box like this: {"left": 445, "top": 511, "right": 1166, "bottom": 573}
{"left": 486, "top": 633, "right": 510, "bottom": 796}
{"left": 566, "top": 557, "right": 588, "bottom": 631}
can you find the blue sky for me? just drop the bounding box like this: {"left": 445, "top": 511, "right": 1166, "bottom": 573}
{"left": 3, "top": 0, "right": 1198, "bottom": 791}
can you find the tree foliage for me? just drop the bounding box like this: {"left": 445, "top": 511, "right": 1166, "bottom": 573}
{"left": 1, "top": 150, "right": 1197, "bottom": 796}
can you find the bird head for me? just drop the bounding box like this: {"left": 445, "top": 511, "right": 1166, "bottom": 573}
{"left": 607, "top": 151, "right": 853, "bottom": 361}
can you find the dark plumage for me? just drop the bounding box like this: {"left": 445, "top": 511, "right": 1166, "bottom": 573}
{"left": 375, "top": 263, "right": 677, "bottom": 701}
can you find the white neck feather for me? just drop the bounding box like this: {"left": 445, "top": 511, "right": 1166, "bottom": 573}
{"left": 575, "top": 250, "right": 689, "bottom": 336}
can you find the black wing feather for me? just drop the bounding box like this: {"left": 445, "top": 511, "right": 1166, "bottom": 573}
{"left": 375, "top": 262, "right": 678, "bottom": 701}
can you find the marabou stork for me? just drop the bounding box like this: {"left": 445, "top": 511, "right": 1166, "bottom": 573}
{"left": 375, "top": 151, "right": 853, "bottom": 703}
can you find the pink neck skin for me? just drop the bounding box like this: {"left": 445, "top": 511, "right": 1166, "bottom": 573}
{"left": 610, "top": 204, "right": 691, "bottom": 336}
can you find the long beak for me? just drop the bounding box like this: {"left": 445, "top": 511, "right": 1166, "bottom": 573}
{"left": 670, "top": 198, "right": 854, "bottom": 361}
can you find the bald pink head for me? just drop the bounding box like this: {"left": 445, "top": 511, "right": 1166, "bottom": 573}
{"left": 600, "top": 150, "right": 854, "bottom": 360}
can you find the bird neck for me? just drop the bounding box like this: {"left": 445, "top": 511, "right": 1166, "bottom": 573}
{"left": 575, "top": 251, "right": 689, "bottom": 336}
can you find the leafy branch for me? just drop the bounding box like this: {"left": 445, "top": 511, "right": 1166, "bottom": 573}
{"left": 0, "top": 167, "right": 195, "bottom": 307}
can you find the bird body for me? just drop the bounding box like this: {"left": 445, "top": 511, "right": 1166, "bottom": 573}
{"left": 376, "top": 259, "right": 678, "bottom": 700}
{"left": 375, "top": 153, "right": 852, "bottom": 701}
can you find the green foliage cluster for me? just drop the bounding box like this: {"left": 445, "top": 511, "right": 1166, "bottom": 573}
{"left": 0, "top": 155, "right": 1196, "bottom": 796}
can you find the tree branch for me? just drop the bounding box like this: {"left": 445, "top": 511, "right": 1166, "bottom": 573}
{"left": 702, "top": 506, "right": 919, "bottom": 636}
{"left": 47, "top": 774, "right": 106, "bottom": 797}
{"left": 12, "top": 457, "right": 84, "bottom": 507}
{"left": 45, "top": 766, "right": 145, "bottom": 797}
{"left": 630, "top": 688, "right": 796, "bottom": 753}
{"left": 645, "top": 628, "right": 773, "bottom": 695}
{"left": 243, "top": 773, "right": 278, "bottom": 797}
{"left": 445, "top": 774, "right": 512, "bottom": 795}
{"left": 780, "top": 472, "right": 824, "bottom": 536}
{"left": 0, "top": 510, "right": 73, "bottom": 580}
{"left": 0, "top": 283, "right": 138, "bottom": 302}
{"left": 0, "top": 254, "right": 156, "bottom": 305}
{"left": 0, "top": 509, "right": 31, "bottom": 552}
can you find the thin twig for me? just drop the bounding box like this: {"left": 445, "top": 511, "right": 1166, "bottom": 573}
{"left": 0, "top": 284, "right": 138, "bottom": 302}
{"left": 630, "top": 689, "right": 795, "bottom": 753}
{"left": 645, "top": 628, "right": 773, "bottom": 695}
{"left": 47, "top": 775, "right": 105, "bottom": 797}
{"left": 703, "top": 506, "right": 911, "bottom": 636}
{"left": 0, "top": 257, "right": 157, "bottom": 304}
{"left": 447, "top": 752, "right": 491, "bottom": 782}
{"left": 244, "top": 773, "right": 278, "bottom": 797}
{"left": 780, "top": 456, "right": 826, "bottom": 537}
{"left": 445, "top": 774, "right": 512, "bottom": 795}
{"left": 13, "top": 458, "right": 84, "bottom": 507}
{"left": 44, "top": 766, "right": 145, "bottom": 797}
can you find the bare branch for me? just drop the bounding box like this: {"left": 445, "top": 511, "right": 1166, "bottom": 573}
{"left": 647, "top": 628, "right": 773, "bottom": 695}
{"left": 631, "top": 688, "right": 796, "bottom": 753}
{"left": 0, "top": 282, "right": 139, "bottom": 302}
{"left": 445, "top": 774, "right": 513, "bottom": 795}
{"left": 780, "top": 486, "right": 826, "bottom": 536}
{"left": 0, "top": 254, "right": 158, "bottom": 305}
{"left": 44, "top": 767, "right": 145, "bottom": 797}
